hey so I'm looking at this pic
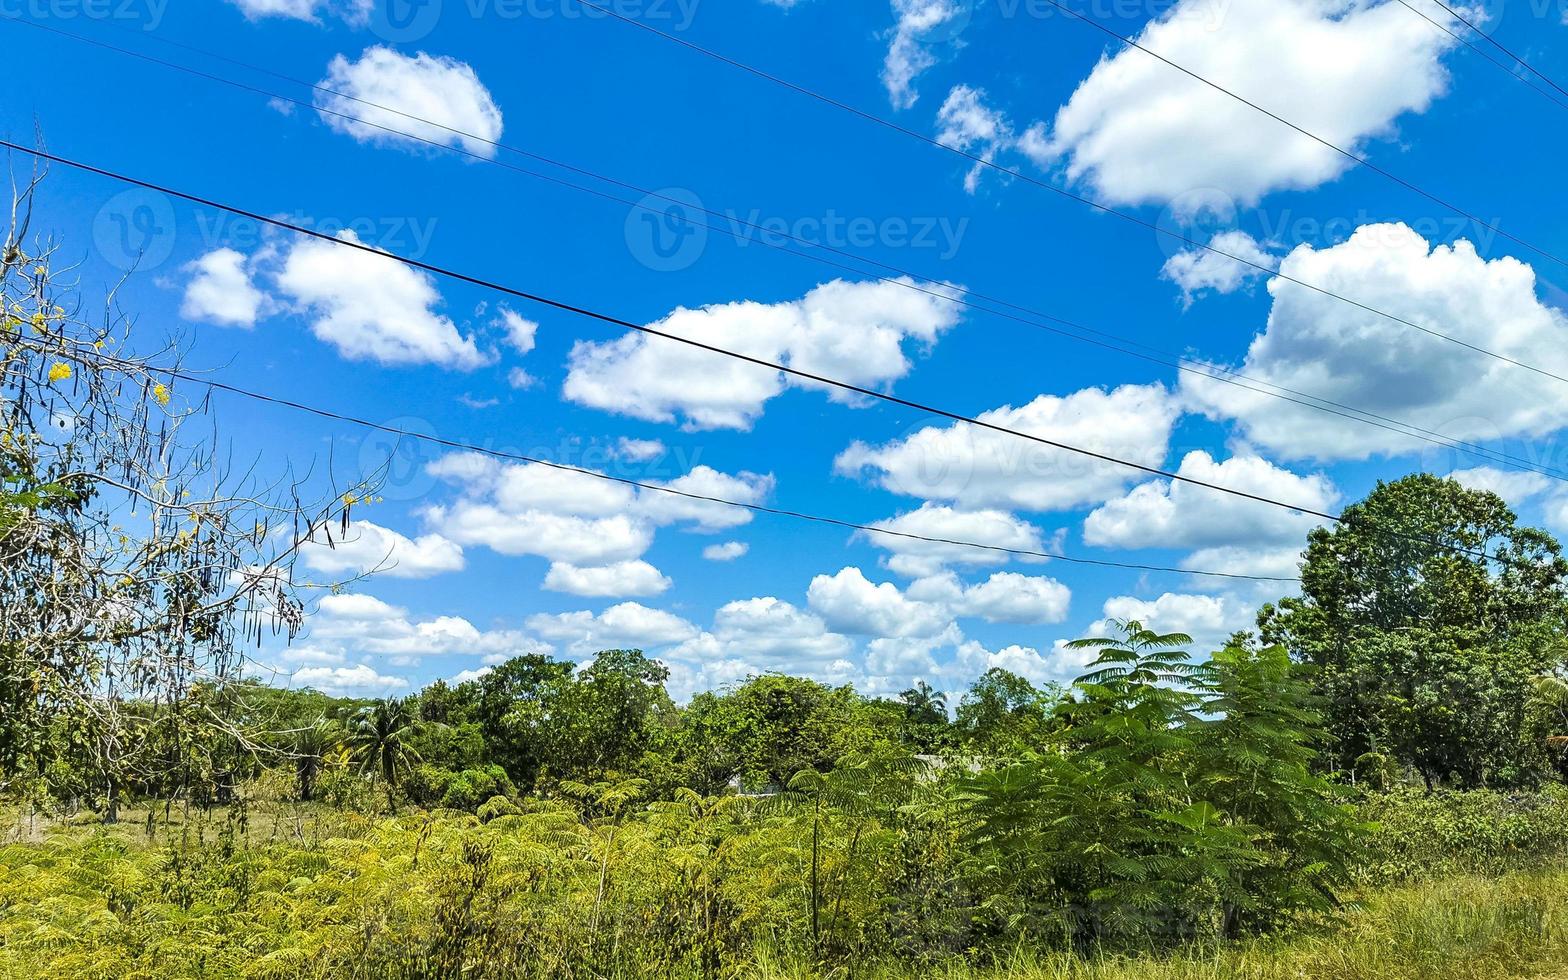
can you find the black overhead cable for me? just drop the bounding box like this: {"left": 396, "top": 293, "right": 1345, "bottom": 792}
{"left": 4, "top": 14, "right": 1564, "bottom": 485}
{"left": 1393, "top": 0, "right": 1568, "bottom": 111}
{"left": 1418, "top": 0, "right": 1568, "bottom": 101}
{"left": 1034, "top": 0, "right": 1567, "bottom": 268}
{"left": 0, "top": 138, "right": 1529, "bottom": 572}
{"left": 36, "top": 343, "right": 1296, "bottom": 584}
{"left": 567, "top": 0, "right": 1568, "bottom": 388}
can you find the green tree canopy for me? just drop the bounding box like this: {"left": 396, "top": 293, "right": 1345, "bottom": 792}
{"left": 1261, "top": 474, "right": 1568, "bottom": 787}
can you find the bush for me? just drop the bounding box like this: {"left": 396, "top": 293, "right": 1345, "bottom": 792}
{"left": 477, "top": 795, "right": 521, "bottom": 823}
{"left": 1357, "top": 786, "right": 1568, "bottom": 884}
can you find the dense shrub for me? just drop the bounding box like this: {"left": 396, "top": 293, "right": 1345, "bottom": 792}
{"left": 1357, "top": 786, "right": 1568, "bottom": 883}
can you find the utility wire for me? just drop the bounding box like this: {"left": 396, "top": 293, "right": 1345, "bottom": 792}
{"left": 1035, "top": 0, "right": 1566, "bottom": 269}
{"left": 0, "top": 138, "right": 1529, "bottom": 571}
{"left": 1419, "top": 0, "right": 1568, "bottom": 101}
{"left": 1394, "top": 0, "right": 1568, "bottom": 111}
{"left": 569, "top": 0, "right": 1568, "bottom": 389}
{"left": 6, "top": 15, "right": 1565, "bottom": 484}
{"left": 34, "top": 342, "right": 1296, "bottom": 583}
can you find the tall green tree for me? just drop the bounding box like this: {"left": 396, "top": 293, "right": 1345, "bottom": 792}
{"left": 346, "top": 698, "right": 421, "bottom": 808}
{"left": 953, "top": 668, "right": 1058, "bottom": 756}
{"left": 1261, "top": 475, "right": 1568, "bottom": 787}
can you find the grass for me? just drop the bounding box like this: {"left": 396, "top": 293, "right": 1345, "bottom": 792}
{"left": 3, "top": 804, "right": 1566, "bottom": 979}
{"left": 751, "top": 869, "right": 1568, "bottom": 980}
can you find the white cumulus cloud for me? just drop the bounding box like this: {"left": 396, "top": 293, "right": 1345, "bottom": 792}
{"left": 316, "top": 47, "right": 504, "bottom": 157}
{"left": 300, "top": 520, "right": 465, "bottom": 579}
{"left": 837, "top": 383, "right": 1179, "bottom": 511}
{"left": 1182, "top": 224, "right": 1568, "bottom": 461}
{"left": 276, "top": 231, "right": 488, "bottom": 368}
{"left": 1026, "top": 0, "right": 1461, "bottom": 206}
{"left": 543, "top": 560, "right": 673, "bottom": 597}
{"left": 564, "top": 278, "right": 962, "bottom": 430}
{"left": 182, "top": 248, "right": 267, "bottom": 327}
{"left": 1160, "top": 231, "right": 1280, "bottom": 307}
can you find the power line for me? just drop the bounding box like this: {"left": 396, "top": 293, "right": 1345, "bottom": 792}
{"left": 1418, "top": 0, "right": 1568, "bottom": 102}
{"left": 7, "top": 15, "right": 1566, "bottom": 485}
{"left": 1035, "top": 0, "right": 1567, "bottom": 269}
{"left": 569, "top": 0, "right": 1568, "bottom": 389}
{"left": 0, "top": 138, "right": 1526, "bottom": 571}
{"left": 36, "top": 343, "right": 1296, "bottom": 584}
{"left": 1394, "top": 0, "right": 1568, "bottom": 112}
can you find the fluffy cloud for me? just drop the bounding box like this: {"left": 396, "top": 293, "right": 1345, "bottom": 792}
{"left": 616, "top": 438, "right": 667, "bottom": 462}
{"left": 543, "top": 560, "right": 673, "bottom": 597}
{"left": 423, "top": 455, "right": 772, "bottom": 593}
{"left": 637, "top": 467, "right": 775, "bottom": 531}
{"left": 936, "top": 85, "right": 1014, "bottom": 193}
{"left": 227, "top": 0, "right": 367, "bottom": 21}
{"left": 702, "top": 541, "right": 749, "bottom": 561}
{"left": 564, "top": 278, "right": 962, "bottom": 430}
{"left": 300, "top": 520, "right": 465, "bottom": 579}
{"left": 309, "top": 592, "right": 546, "bottom": 659}
{"left": 909, "top": 570, "right": 1073, "bottom": 624}
{"left": 291, "top": 663, "right": 408, "bottom": 697}
{"left": 1160, "top": 231, "right": 1279, "bottom": 307}
{"left": 1182, "top": 224, "right": 1568, "bottom": 460}
{"left": 1447, "top": 466, "right": 1551, "bottom": 507}
{"left": 837, "top": 384, "right": 1179, "bottom": 511}
{"left": 316, "top": 47, "right": 504, "bottom": 157}
{"left": 276, "top": 231, "right": 488, "bottom": 368}
{"left": 1084, "top": 452, "right": 1336, "bottom": 566}
{"left": 883, "top": 0, "right": 968, "bottom": 109}
{"left": 497, "top": 308, "right": 538, "bottom": 354}
{"left": 1027, "top": 0, "right": 1459, "bottom": 206}
{"left": 182, "top": 248, "right": 267, "bottom": 327}
{"left": 671, "top": 597, "right": 854, "bottom": 667}
{"left": 1071, "top": 592, "right": 1254, "bottom": 658}
{"left": 527, "top": 602, "right": 699, "bottom": 657}
{"left": 807, "top": 567, "right": 953, "bottom": 638}
{"left": 951, "top": 639, "right": 1080, "bottom": 689}
{"left": 861, "top": 504, "right": 1053, "bottom": 577}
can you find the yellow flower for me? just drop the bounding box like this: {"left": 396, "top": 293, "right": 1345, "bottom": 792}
{"left": 153, "top": 383, "right": 170, "bottom": 406}
{"left": 342, "top": 493, "right": 359, "bottom": 507}
{"left": 48, "top": 363, "right": 71, "bottom": 382}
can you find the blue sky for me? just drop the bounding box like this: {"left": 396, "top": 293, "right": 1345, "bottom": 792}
{"left": 7, "top": 0, "right": 1568, "bottom": 701}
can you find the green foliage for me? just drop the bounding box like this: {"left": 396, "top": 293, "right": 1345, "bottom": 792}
{"left": 1262, "top": 474, "right": 1568, "bottom": 787}
{"left": 1356, "top": 786, "right": 1568, "bottom": 884}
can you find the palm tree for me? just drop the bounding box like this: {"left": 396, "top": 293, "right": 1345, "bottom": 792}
{"left": 899, "top": 680, "right": 947, "bottom": 726}
{"left": 291, "top": 716, "right": 338, "bottom": 803}
{"left": 345, "top": 698, "right": 421, "bottom": 810}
